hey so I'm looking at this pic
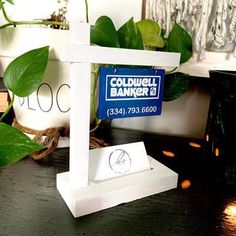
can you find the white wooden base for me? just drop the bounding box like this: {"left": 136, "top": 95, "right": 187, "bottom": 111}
{"left": 56, "top": 156, "right": 178, "bottom": 218}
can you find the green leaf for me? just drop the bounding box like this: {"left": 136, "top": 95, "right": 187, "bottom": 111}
{"left": 167, "top": 23, "right": 192, "bottom": 64}
{"left": 163, "top": 72, "right": 190, "bottom": 101}
{"left": 6, "top": 0, "right": 14, "bottom": 4}
{"left": 118, "top": 17, "right": 144, "bottom": 50}
{"left": 0, "top": 2, "right": 4, "bottom": 9}
{"left": 3, "top": 46, "right": 49, "bottom": 97}
{"left": 91, "top": 16, "right": 120, "bottom": 48}
{"left": 0, "top": 122, "right": 43, "bottom": 166}
{"left": 136, "top": 19, "right": 165, "bottom": 48}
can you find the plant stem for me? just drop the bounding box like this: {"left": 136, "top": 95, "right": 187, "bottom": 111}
{"left": 0, "top": 20, "right": 69, "bottom": 30}
{"left": 85, "top": 0, "right": 89, "bottom": 23}
{"left": 1, "top": 0, "right": 14, "bottom": 25}
{"left": 0, "top": 93, "right": 15, "bottom": 122}
{"left": 166, "top": 67, "right": 178, "bottom": 74}
{"left": 0, "top": 0, "right": 69, "bottom": 29}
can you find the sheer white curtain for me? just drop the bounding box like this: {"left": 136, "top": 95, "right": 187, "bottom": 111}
{"left": 145, "top": 0, "right": 236, "bottom": 59}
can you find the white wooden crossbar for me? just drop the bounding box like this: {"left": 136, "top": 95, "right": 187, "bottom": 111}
{"left": 64, "top": 44, "right": 180, "bottom": 67}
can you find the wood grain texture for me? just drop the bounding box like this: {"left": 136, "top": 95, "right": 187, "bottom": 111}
{"left": 0, "top": 128, "right": 235, "bottom": 236}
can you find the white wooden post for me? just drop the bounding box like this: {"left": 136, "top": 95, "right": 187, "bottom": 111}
{"left": 69, "top": 22, "right": 91, "bottom": 187}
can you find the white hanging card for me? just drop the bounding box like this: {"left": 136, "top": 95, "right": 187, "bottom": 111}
{"left": 89, "top": 142, "right": 151, "bottom": 182}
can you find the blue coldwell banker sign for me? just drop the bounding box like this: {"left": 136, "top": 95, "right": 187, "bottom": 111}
{"left": 98, "top": 67, "right": 165, "bottom": 119}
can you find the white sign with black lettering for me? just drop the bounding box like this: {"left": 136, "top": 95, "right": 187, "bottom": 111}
{"left": 89, "top": 142, "right": 151, "bottom": 182}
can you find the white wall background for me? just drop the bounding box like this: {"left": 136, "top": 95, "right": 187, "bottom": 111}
{"left": 0, "top": 0, "right": 210, "bottom": 138}
{"left": 112, "top": 85, "right": 210, "bottom": 138}
{"left": 1, "top": 0, "right": 58, "bottom": 23}
{"left": 68, "top": 0, "right": 143, "bottom": 27}
{"left": 1, "top": 0, "right": 143, "bottom": 28}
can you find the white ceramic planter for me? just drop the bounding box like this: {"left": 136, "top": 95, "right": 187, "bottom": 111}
{"left": 0, "top": 27, "right": 71, "bottom": 130}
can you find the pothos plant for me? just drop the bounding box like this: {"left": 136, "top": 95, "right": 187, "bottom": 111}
{"left": 0, "top": 47, "right": 49, "bottom": 166}
{"left": 0, "top": 0, "right": 192, "bottom": 166}
{"left": 89, "top": 15, "right": 192, "bottom": 125}
{"left": 0, "top": 0, "right": 69, "bottom": 167}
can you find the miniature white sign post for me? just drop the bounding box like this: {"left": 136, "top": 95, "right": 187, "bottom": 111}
{"left": 57, "top": 22, "right": 180, "bottom": 217}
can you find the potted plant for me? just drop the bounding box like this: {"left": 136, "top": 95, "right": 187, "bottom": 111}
{"left": 0, "top": 0, "right": 192, "bottom": 166}
{"left": 0, "top": 0, "right": 69, "bottom": 166}
{"left": 0, "top": 46, "right": 49, "bottom": 166}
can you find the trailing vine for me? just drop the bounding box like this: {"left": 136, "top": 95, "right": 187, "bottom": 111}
{"left": 0, "top": 0, "right": 69, "bottom": 30}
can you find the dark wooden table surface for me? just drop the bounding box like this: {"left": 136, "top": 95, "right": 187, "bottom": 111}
{"left": 0, "top": 127, "right": 235, "bottom": 236}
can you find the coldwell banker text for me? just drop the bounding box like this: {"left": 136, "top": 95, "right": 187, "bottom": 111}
{"left": 106, "top": 75, "right": 161, "bottom": 101}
